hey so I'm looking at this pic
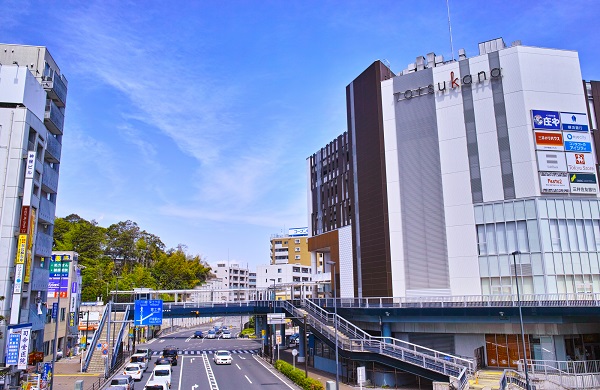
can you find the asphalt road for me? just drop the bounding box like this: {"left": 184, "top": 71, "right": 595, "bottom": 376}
{"left": 124, "top": 317, "right": 297, "bottom": 390}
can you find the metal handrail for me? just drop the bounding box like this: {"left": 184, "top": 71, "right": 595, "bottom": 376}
{"left": 520, "top": 360, "right": 600, "bottom": 389}
{"left": 83, "top": 303, "right": 111, "bottom": 372}
{"left": 500, "top": 369, "right": 534, "bottom": 390}
{"left": 281, "top": 300, "right": 473, "bottom": 381}
{"left": 111, "top": 304, "right": 130, "bottom": 368}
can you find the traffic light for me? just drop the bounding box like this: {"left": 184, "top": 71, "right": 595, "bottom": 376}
{"left": 191, "top": 311, "right": 200, "bottom": 318}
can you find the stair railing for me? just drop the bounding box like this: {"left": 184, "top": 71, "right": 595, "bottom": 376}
{"left": 83, "top": 303, "right": 111, "bottom": 372}
{"left": 111, "top": 303, "right": 130, "bottom": 368}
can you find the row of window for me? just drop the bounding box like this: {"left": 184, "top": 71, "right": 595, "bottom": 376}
{"left": 481, "top": 273, "right": 600, "bottom": 296}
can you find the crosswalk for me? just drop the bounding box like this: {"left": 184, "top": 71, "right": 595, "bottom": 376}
{"left": 151, "top": 349, "right": 259, "bottom": 356}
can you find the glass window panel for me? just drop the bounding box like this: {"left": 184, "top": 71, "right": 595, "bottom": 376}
{"left": 479, "top": 257, "right": 489, "bottom": 277}
{"left": 532, "top": 253, "right": 543, "bottom": 275}
{"left": 554, "top": 253, "right": 565, "bottom": 274}
{"left": 547, "top": 199, "right": 557, "bottom": 219}
{"left": 572, "top": 253, "right": 582, "bottom": 275}
{"left": 557, "top": 276, "right": 567, "bottom": 294}
{"left": 563, "top": 253, "right": 574, "bottom": 274}
{"left": 584, "top": 220, "right": 595, "bottom": 251}
{"left": 549, "top": 220, "right": 561, "bottom": 252}
{"left": 484, "top": 204, "right": 494, "bottom": 224}
{"left": 533, "top": 276, "right": 546, "bottom": 294}
{"left": 575, "top": 220, "right": 586, "bottom": 252}
{"left": 594, "top": 221, "right": 600, "bottom": 249}
{"left": 527, "top": 220, "right": 540, "bottom": 252}
{"left": 547, "top": 275, "right": 558, "bottom": 294}
{"left": 523, "top": 276, "right": 534, "bottom": 294}
{"left": 525, "top": 200, "right": 536, "bottom": 219}
{"left": 496, "top": 224, "right": 507, "bottom": 254}
{"left": 582, "top": 200, "right": 592, "bottom": 219}
{"left": 593, "top": 278, "right": 600, "bottom": 293}
{"left": 499, "top": 255, "right": 510, "bottom": 277}
{"left": 592, "top": 201, "right": 600, "bottom": 219}
{"left": 474, "top": 206, "right": 484, "bottom": 224}
{"left": 494, "top": 203, "right": 504, "bottom": 222}
{"left": 564, "top": 200, "right": 575, "bottom": 219}
{"left": 544, "top": 253, "right": 555, "bottom": 275}
{"left": 481, "top": 279, "right": 491, "bottom": 295}
{"left": 506, "top": 222, "right": 517, "bottom": 253}
{"left": 573, "top": 200, "right": 583, "bottom": 219}
{"left": 537, "top": 199, "right": 548, "bottom": 219}
{"left": 540, "top": 220, "right": 551, "bottom": 252}
{"left": 556, "top": 200, "right": 566, "bottom": 219}
{"left": 489, "top": 256, "right": 500, "bottom": 277}
{"left": 517, "top": 221, "right": 529, "bottom": 252}
{"left": 567, "top": 220, "right": 578, "bottom": 252}
{"left": 477, "top": 225, "right": 487, "bottom": 255}
{"left": 566, "top": 276, "right": 575, "bottom": 293}
{"left": 559, "top": 220, "right": 569, "bottom": 251}
{"left": 515, "top": 201, "right": 526, "bottom": 220}
{"left": 581, "top": 253, "right": 591, "bottom": 275}
{"left": 591, "top": 253, "right": 600, "bottom": 274}
{"left": 486, "top": 225, "right": 497, "bottom": 255}
{"left": 505, "top": 201, "right": 515, "bottom": 220}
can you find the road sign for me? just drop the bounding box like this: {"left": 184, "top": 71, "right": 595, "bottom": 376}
{"left": 291, "top": 349, "right": 298, "bottom": 356}
{"left": 357, "top": 366, "right": 366, "bottom": 384}
{"left": 134, "top": 299, "right": 163, "bottom": 326}
{"left": 267, "top": 313, "right": 286, "bottom": 325}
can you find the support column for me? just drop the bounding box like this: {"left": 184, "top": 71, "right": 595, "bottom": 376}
{"left": 382, "top": 322, "right": 392, "bottom": 342}
{"left": 297, "top": 327, "right": 306, "bottom": 362}
{"left": 279, "top": 323, "right": 286, "bottom": 347}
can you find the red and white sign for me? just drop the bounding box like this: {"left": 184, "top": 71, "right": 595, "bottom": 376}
{"left": 537, "top": 151, "right": 567, "bottom": 172}
{"left": 534, "top": 131, "right": 564, "bottom": 151}
{"left": 566, "top": 152, "right": 595, "bottom": 172}
{"left": 540, "top": 172, "right": 569, "bottom": 193}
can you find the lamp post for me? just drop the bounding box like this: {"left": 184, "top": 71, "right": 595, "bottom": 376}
{"left": 511, "top": 250, "right": 530, "bottom": 390}
{"left": 49, "top": 256, "right": 71, "bottom": 390}
{"left": 326, "top": 260, "right": 339, "bottom": 390}
{"left": 269, "top": 278, "right": 276, "bottom": 364}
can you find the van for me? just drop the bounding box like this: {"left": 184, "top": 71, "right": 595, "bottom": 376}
{"left": 144, "top": 380, "right": 167, "bottom": 390}
{"left": 130, "top": 353, "right": 148, "bottom": 371}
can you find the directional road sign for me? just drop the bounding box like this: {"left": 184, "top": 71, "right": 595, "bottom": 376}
{"left": 134, "top": 299, "right": 163, "bottom": 326}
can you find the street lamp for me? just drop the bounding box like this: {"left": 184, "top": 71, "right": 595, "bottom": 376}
{"left": 326, "top": 260, "right": 339, "bottom": 390}
{"left": 511, "top": 250, "right": 530, "bottom": 390}
{"left": 269, "top": 278, "right": 276, "bottom": 364}
{"left": 49, "top": 256, "right": 72, "bottom": 390}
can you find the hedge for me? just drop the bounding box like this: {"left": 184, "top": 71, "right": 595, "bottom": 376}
{"left": 274, "top": 360, "right": 325, "bottom": 390}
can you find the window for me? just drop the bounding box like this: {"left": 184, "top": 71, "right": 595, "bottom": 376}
{"left": 295, "top": 239, "right": 300, "bottom": 244}
{"left": 277, "top": 278, "right": 282, "bottom": 283}
{"left": 295, "top": 247, "right": 300, "bottom": 252}
{"left": 295, "top": 255, "right": 301, "bottom": 260}
{"left": 60, "top": 308, "right": 66, "bottom": 322}
{"left": 277, "top": 269, "right": 282, "bottom": 273}
{"left": 293, "top": 267, "right": 300, "bottom": 272}
{"left": 275, "top": 240, "right": 282, "bottom": 245}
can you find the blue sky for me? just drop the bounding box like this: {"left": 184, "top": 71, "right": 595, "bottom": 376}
{"left": 1, "top": 0, "right": 599, "bottom": 268}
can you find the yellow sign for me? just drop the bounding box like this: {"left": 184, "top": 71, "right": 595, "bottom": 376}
{"left": 261, "top": 330, "right": 266, "bottom": 336}
{"left": 15, "top": 234, "right": 27, "bottom": 264}
{"left": 24, "top": 209, "right": 35, "bottom": 283}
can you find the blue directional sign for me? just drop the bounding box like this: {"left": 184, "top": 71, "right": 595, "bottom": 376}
{"left": 134, "top": 299, "right": 163, "bottom": 326}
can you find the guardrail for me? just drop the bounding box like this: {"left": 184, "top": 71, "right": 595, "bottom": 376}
{"left": 523, "top": 360, "right": 600, "bottom": 389}
{"left": 83, "top": 303, "right": 111, "bottom": 372}
{"left": 500, "top": 369, "right": 534, "bottom": 390}
{"left": 281, "top": 300, "right": 472, "bottom": 386}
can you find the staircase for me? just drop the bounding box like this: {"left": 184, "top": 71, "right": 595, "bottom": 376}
{"left": 86, "top": 311, "right": 126, "bottom": 373}
{"left": 469, "top": 370, "right": 503, "bottom": 389}
{"left": 281, "top": 299, "right": 475, "bottom": 388}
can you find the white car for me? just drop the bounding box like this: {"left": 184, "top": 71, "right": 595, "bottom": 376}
{"left": 151, "top": 365, "right": 172, "bottom": 388}
{"left": 206, "top": 330, "right": 216, "bottom": 339}
{"left": 144, "top": 379, "right": 168, "bottom": 390}
{"left": 213, "top": 350, "right": 232, "bottom": 365}
{"left": 221, "top": 330, "right": 231, "bottom": 339}
{"left": 124, "top": 363, "right": 143, "bottom": 381}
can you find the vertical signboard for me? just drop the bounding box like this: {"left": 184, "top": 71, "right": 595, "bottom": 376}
{"left": 24, "top": 208, "right": 36, "bottom": 283}
{"left": 48, "top": 255, "right": 70, "bottom": 298}
{"left": 25, "top": 151, "right": 36, "bottom": 178}
{"left": 5, "top": 332, "right": 20, "bottom": 365}
{"left": 17, "top": 327, "right": 31, "bottom": 369}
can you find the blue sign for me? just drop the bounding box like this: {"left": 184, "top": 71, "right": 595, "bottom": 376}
{"left": 532, "top": 110, "right": 561, "bottom": 130}
{"left": 134, "top": 299, "right": 163, "bottom": 326}
{"left": 560, "top": 112, "right": 589, "bottom": 132}
{"left": 6, "top": 333, "right": 20, "bottom": 365}
{"left": 564, "top": 141, "right": 592, "bottom": 152}
{"left": 41, "top": 362, "right": 52, "bottom": 388}
{"left": 52, "top": 302, "right": 58, "bottom": 319}
{"left": 570, "top": 173, "right": 597, "bottom": 184}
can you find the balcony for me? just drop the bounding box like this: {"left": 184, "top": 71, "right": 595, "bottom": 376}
{"left": 35, "top": 230, "right": 53, "bottom": 257}
{"left": 39, "top": 197, "right": 56, "bottom": 224}
{"left": 42, "top": 163, "right": 59, "bottom": 193}
{"left": 30, "top": 266, "right": 49, "bottom": 292}
{"left": 41, "top": 74, "right": 67, "bottom": 107}
{"left": 44, "top": 100, "right": 64, "bottom": 135}
{"left": 45, "top": 134, "right": 62, "bottom": 163}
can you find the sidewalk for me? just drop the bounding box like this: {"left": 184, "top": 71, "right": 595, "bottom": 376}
{"left": 52, "top": 355, "right": 103, "bottom": 389}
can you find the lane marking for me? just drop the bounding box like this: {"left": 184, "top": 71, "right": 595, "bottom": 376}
{"left": 178, "top": 353, "right": 185, "bottom": 390}
{"left": 235, "top": 364, "right": 241, "bottom": 370}
{"left": 252, "top": 355, "right": 296, "bottom": 390}
{"left": 185, "top": 336, "right": 192, "bottom": 342}
{"left": 202, "top": 352, "right": 220, "bottom": 390}
{"left": 147, "top": 338, "right": 156, "bottom": 344}
{"left": 244, "top": 375, "right": 252, "bottom": 384}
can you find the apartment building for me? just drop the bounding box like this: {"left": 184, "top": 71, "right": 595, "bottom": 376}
{"left": 209, "top": 261, "right": 250, "bottom": 301}
{"left": 270, "top": 227, "right": 311, "bottom": 267}
{"left": 0, "top": 44, "right": 67, "bottom": 374}
{"left": 256, "top": 263, "right": 314, "bottom": 299}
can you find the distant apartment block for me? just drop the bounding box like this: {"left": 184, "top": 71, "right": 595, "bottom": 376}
{"left": 270, "top": 227, "right": 310, "bottom": 266}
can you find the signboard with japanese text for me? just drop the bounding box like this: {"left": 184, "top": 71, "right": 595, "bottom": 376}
{"left": 536, "top": 151, "right": 567, "bottom": 172}
{"left": 19, "top": 206, "right": 30, "bottom": 234}
{"left": 6, "top": 332, "right": 20, "bottom": 365}
{"left": 25, "top": 151, "right": 36, "bottom": 179}
{"left": 532, "top": 110, "right": 561, "bottom": 130}
{"left": 566, "top": 153, "right": 595, "bottom": 173}
{"left": 560, "top": 112, "right": 589, "bottom": 132}
{"left": 24, "top": 208, "right": 36, "bottom": 283}
{"left": 569, "top": 173, "right": 598, "bottom": 195}
{"left": 134, "top": 299, "right": 163, "bottom": 326}
{"left": 48, "top": 255, "right": 71, "bottom": 297}
{"left": 288, "top": 227, "right": 308, "bottom": 237}
{"left": 540, "top": 172, "right": 570, "bottom": 194}
{"left": 18, "top": 327, "right": 31, "bottom": 369}
{"left": 15, "top": 234, "right": 27, "bottom": 264}
{"left": 13, "top": 263, "right": 24, "bottom": 293}
{"left": 564, "top": 131, "right": 592, "bottom": 152}
{"left": 534, "top": 131, "right": 564, "bottom": 151}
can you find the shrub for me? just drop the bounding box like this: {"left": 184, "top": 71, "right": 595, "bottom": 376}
{"left": 274, "top": 360, "right": 324, "bottom": 390}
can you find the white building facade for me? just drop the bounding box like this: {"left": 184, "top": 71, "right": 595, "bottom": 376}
{"left": 256, "top": 263, "right": 314, "bottom": 299}
{"left": 209, "top": 261, "right": 250, "bottom": 301}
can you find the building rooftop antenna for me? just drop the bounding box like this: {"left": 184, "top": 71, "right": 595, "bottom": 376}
{"left": 446, "top": 0, "right": 455, "bottom": 61}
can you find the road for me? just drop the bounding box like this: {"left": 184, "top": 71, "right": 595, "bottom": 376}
{"left": 125, "top": 317, "right": 297, "bottom": 390}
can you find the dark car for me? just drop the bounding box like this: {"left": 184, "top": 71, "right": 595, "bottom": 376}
{"left": 193, "top": 330, "right": 204, "bottom": 339}
{"left": 162, "top": 347, "right": 178, "bottom": 366}
{"left": 154, "top": 357, "right": 171, "bottom": 366}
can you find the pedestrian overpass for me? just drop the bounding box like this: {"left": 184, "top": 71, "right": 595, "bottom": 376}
{"left": 83, "top": 288, "right": 600, "bottom": 389}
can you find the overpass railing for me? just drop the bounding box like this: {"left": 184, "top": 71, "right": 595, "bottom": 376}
{"left": 111, "top": 303, "right": 130, "bottom": 368}
{"left": 281, "top": 300, "right": 472, "bottom": 387}
{"left": 83, "top": 303, "right": 111, "bottom": 372}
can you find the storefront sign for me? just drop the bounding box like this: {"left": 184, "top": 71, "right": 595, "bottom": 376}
{"left": 18, "top": 327, "right": 31, "bottom": 369}
{"left": 532, "top": 110, "right": 561, "bottom": 130}
{"left": 19, "top": 206, "right": 30, "bottom": 234}
{"left": 25, "top": 151, "right": 36, "bottom": 179}
{"left": 15, "top": 234, "right": 27, "bottom": 264}
{"left": 564, "top": 132, "right": 592, "bottom": 152}
{"left": 566, "top": 152, "right": 595, "bottom": 172}
{"left": 6, "top": 332, "right": 20, "bottom": 365}
{"left": 534, "top": 131, "right": 563, "bottom": 151}
{"left": 569, "top": 173, "right": 598, "bottom": 194}
{"left": 536, "top": 151, "right": 567, "bottom": 172}
{"left": 13, "top": 263, "right": 24, "bottom": 293}
{"left": 560, "top": 112, "right": 589, "bottom": 131}
{"left": 540, "top": 172, "right": 569, "bottom": 193}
